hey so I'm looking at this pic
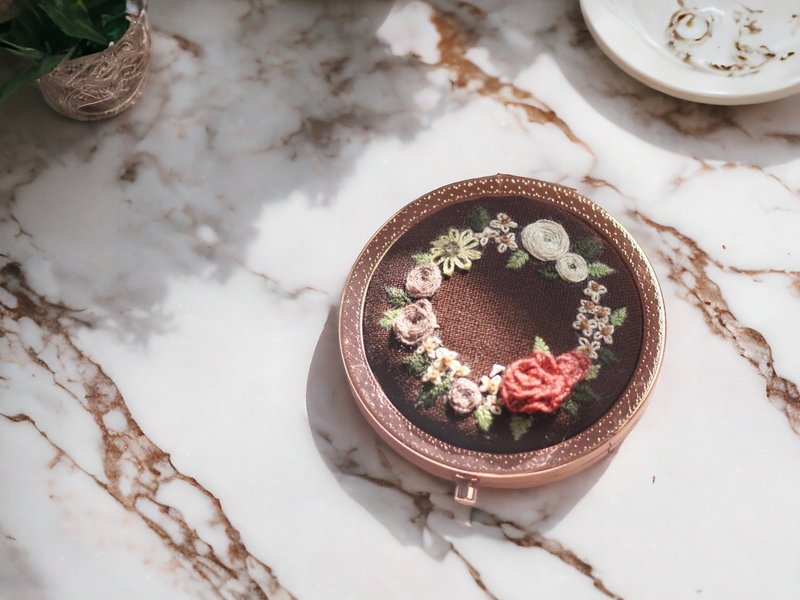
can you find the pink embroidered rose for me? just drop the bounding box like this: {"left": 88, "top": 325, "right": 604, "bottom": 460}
{"left": 392, "top": 299, "right": 439, "bottom": 346}
{"left": 500, "top": 350, "right": 591, "bottom": 415}
{"left": 405, "top": 263, "right": 443, "bottom": 298}
{"left": 448, "top": 378, "right": 482, "bottom": 415}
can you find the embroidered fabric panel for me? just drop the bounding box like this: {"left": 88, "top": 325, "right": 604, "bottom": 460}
{"left": 362, "top": 196, "right": 645, "bottom": 454}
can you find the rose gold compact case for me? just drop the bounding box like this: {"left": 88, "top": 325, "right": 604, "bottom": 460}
{"left": 339, "top": 174, "right": 665, "bottom": 504}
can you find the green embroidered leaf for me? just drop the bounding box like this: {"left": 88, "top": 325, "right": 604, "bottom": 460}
{"left": 379, "top": 309, "right": 401, "bottom": 329}
{"left": 510, "top": 415, "right": 533, "bottom": 441}
{"left": 469, "top": 206, "right": 491, "bottom": 233}
{"left": 506, "top": 250, "right": 529, "bottom": 270}
{"left": 596, "top": 346, "right": 618, "bottom": 365}
{"left": 571, "top": 382, "right": 600, "bottom": 404}
{"left": 561, "top": 399, "right": 578, "bottom": 417}
{"left": 587, "top": 262, "right": 616, "bottom": 279}
{"left": 412, "top": 252, "right": 434, "bottom": 265}
{"left": 474, "top": 405, "right": 493, "bottom": 432}
{"left": 586, "top": 364, "right": 601, "bottom": 381}
{"left": 573, "top": 237, "right": 603, "bottom": 261}
{"left": 403, "top": 353, "right": 430, "bottom": 376}
{"left": 533, "top": 336, "right": 551, "bottom": 354}
{"left": 537, "top": 267, "right": 559, "bottom": 281}
{"left": 417, "top": 378, "right": 452, "bottom": 407}
{"left": 385, "top": 286, "right": 411, "bottom": 308}
{"left": 610, "top": 307, "right": 628, "bottom": 327}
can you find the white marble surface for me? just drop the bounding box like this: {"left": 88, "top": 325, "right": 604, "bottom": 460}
{"left": 2, "top": 1, "right": 800, "bottom": 599}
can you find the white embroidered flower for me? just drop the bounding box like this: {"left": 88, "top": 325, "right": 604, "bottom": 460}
{"left": 489, "top": 212, "right": 518, "bottom": 233}
{"left": 432, "top": 347, "right": 460, "bottom": 372}
{"left": 593, "top": 322, "right": 615, "bottom": 345}
{"left": 483, "top": 394, "right": 503, "bottom": 415}
{"left": 452, "top": 362, "right": 471, "bottom": 378}
{"left": 495, "top": 232, "right": 518, "bottom": 254}
{"left": 579, "top": 299, "right": 598, "bottom": 314}
{"left": 479, "top": 374, "right": 503, "bottom": 396}
{"left": 521, "top": 220, "right": 570, "bottom": 261}
{"left": 555, "top": 252, "right": 589, "bottom": 283}
{"left": 489, "top": 364, "right": 505, "bottom": 378}
{"left": 594, "top": 306, "right": 611, "bottom": 322}
{"left": 422, "top": 365, "right": 444, "bottom": 385}
{"left": 415, "top": 335, "right": 442, "bottom": 359}
{"left": 474, "top": 227, "right": 498, "bottom": 247}
{"left": 572, "top": 314, "right": 597, "bottom": 337}
{"left": 577, "top": 337, "right": 601, "bottom": 359}
{"left": 583, "top": 281, "right": 607, "bottom": 303}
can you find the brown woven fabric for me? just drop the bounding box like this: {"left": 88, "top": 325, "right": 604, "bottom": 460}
{"left": 363, "top": 196, "right": 644, "bottom": 453}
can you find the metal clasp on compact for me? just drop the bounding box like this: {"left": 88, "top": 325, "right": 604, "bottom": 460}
{"left": 453, "top": 474, "right": 479, "bottom": 506}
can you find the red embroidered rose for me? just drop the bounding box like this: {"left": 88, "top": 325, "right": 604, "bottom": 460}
{"left": 555, "top": 351, "right": 592, "bottom": 387}
{"left": 500, "top": 350, "right": 591, "bottom": 415}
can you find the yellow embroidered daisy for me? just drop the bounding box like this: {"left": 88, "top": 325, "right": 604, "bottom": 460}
{"left": 429, "top": 228, "right": 482, "bottom": 277}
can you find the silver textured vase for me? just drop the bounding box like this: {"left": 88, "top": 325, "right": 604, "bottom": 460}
{"left": 37, "top": 9, "right": 150, "bottom": 121}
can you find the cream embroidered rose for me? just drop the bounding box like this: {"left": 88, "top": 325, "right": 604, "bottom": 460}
{"left": 521, "top": 220, "right": 570, "bottom": 261}
{"left": 392, "top": 299, "right": 438, "bottom": 346}
{"left": 405, "top": 263, "right": 443, "bottom": 298}
{"left": 448, "top": 378, "right": 483, "bottom": 415}
{"left": 555, "top": 252, "right": 589, "bottom": 283}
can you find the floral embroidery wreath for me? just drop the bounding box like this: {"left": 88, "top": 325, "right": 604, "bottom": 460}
{"left": 379, "top": 207, "right": 629, "bottom": 441}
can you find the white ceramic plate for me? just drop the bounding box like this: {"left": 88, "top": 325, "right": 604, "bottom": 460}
{"left": 580, "top": 0, "right": 800, "bottom": 105}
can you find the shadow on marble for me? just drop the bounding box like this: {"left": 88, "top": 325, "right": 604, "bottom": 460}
{"left": 0, "top": 532, "right": 47, "bottom": 600}
{"left": 306, "top": 306, "right": 610, "bottom": 558}
{"left": 0, "top": 0, "right": 437, "bottom": 341}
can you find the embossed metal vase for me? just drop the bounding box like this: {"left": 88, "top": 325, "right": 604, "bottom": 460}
{"left": 37, "top": 8, "right": 150, "bottom": 121}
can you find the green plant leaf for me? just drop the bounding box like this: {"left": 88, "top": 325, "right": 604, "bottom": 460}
{"left": 586, "top": 364, "right": 601, "bottom": 381}
{"left": 0, "top": 51, "right": 67, "bottom": 105}
{"left": 418, "top": 377, "right": 451, "bottom": 408}
{"left": 506, "top": 249, "right": 529, "bottom": 270}
{"left": 468, "top": 206, "right": 491, "bottom": 232}
{"left": 533, "top": 336, "right": 551, "bottom": 354}
{"left": 99, "top": 11, "right": 128, "bottom": 43}
{"left": 38, "top": 0, "right": 109, "bottom": 46}
{"left": 537, "top": 267, "right": 559, "bottom": 281}
{"left": 510, "top": 415, "right": 532, "bottom": 440}
{"left": 610, "top": 307, "right": 628, "bottom": 327}
{"left": 587, "top": 262, "right": 616, "bottom": 278}
{"left": 596, "top": 346, "right": 618, "bottom": 365}
{"left": 379, "top": 309, "right": 401, "bottom": 329}
{"left": 412, "top": 252, "right": 434, "bottom": 265}
{"left": 561, "top": 399, "right": 578, "bottom": 416}
{"left": 385, "top": 286, "right": 411, "bottom": 308}
{"left": 571, "top": 382, "right": 599, "bottom": 404}
{"left": 474, "top": 405, "right": 493, "bottom": 432}
{"left": 573, "top": 237, "right": 603, "bottom": 260}
{"left": 403, "top": 353, "right": 429, "bottom": 376}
